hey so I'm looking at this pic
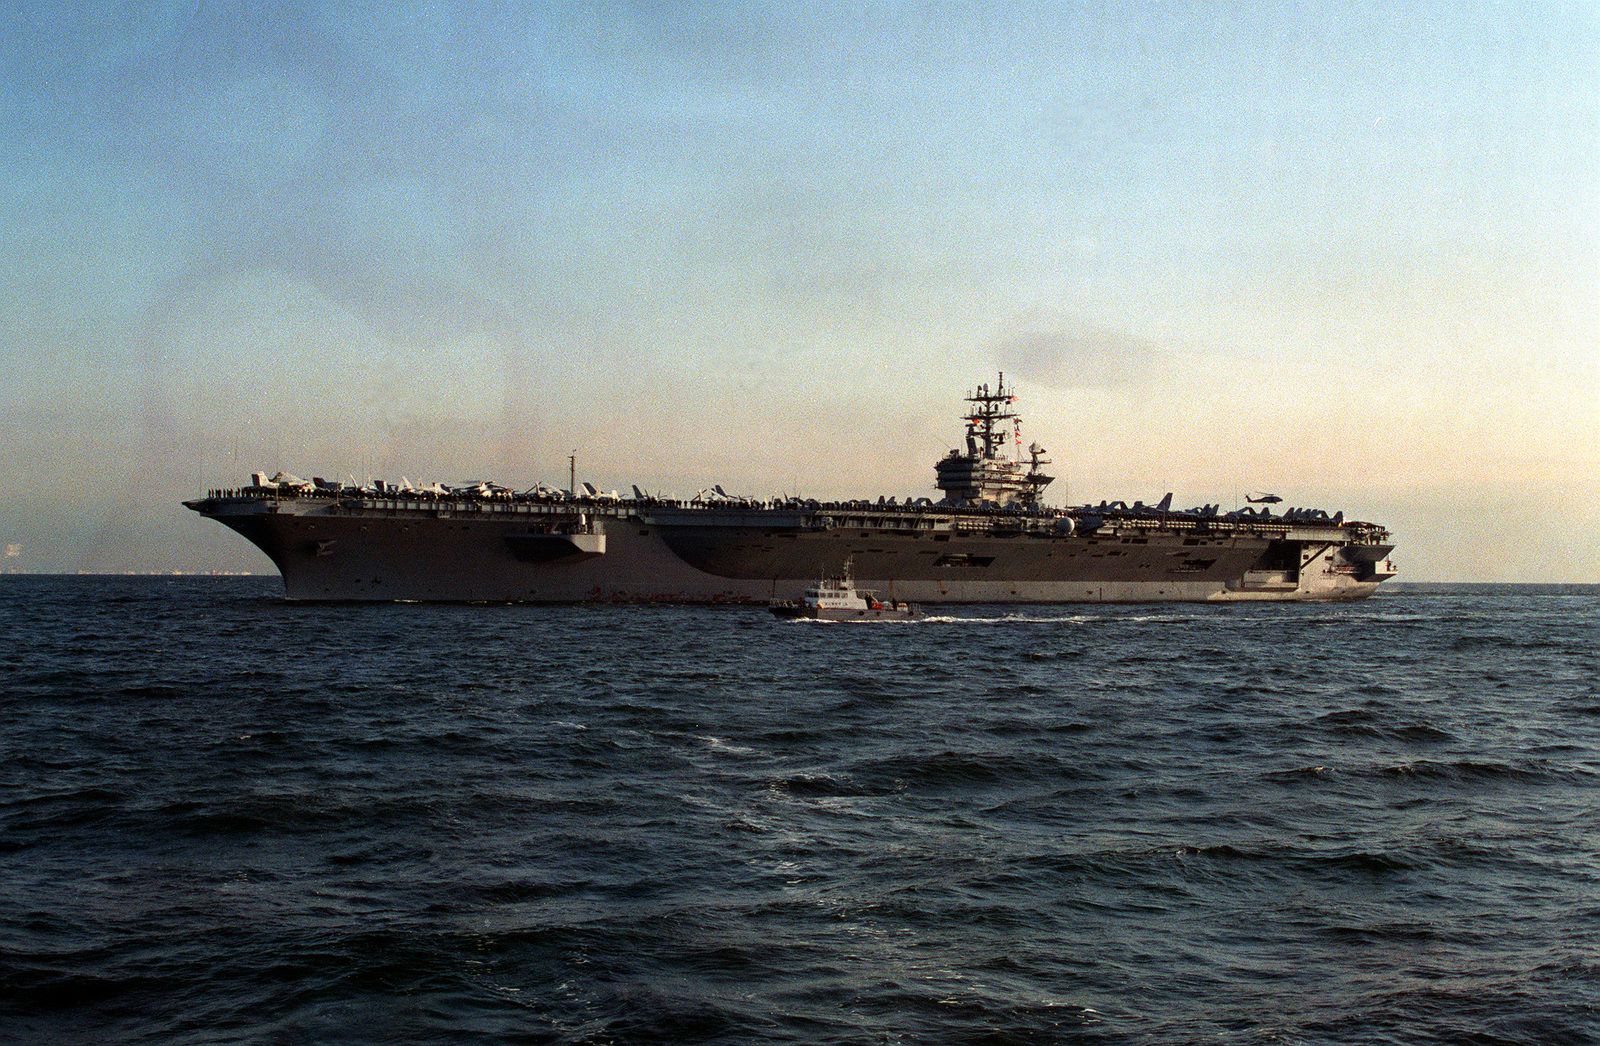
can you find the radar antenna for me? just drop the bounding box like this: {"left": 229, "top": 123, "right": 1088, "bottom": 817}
{"left": 963, "top": 372, "right": 1021, "bottom": 461}
{"left": 1021, "top": 442, "right": 1054, "bottom": 506}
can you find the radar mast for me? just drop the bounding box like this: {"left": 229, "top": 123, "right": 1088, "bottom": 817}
{"left": 962, "top": 373, "right": 1020, "bottom": 461}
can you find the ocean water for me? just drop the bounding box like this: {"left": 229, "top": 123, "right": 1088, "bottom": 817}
{"left": 2, "top": 576, "right": 1597, "bottom": 1046}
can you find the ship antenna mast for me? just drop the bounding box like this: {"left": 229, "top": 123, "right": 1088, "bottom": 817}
{"left": 964, "top": 371, "right": 1020, "bottom": 461}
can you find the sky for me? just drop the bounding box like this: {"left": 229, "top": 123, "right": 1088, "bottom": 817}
{"left": 0, "top": 1, "right": 1595, "bottom": 581}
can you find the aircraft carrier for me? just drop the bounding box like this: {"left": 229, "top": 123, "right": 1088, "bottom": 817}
{"left": 185, "top": 376, "right": 1398, "bottom": 603}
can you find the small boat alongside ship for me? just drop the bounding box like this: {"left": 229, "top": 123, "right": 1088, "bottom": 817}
{"left": 769, "top": 561, "right": 923, "bottom": 621}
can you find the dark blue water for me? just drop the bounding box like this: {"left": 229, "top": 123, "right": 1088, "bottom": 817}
{"left": 3, "top": 576, "right": 1597, "bottom": 1045}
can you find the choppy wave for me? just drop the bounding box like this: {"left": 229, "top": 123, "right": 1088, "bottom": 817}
{"left": 1, "top": 577, "right": 1597, "bottom": 1045}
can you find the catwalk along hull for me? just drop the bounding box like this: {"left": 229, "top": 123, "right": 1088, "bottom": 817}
{"left": 188, "top": 494, "right": 1396, "bottom": 603}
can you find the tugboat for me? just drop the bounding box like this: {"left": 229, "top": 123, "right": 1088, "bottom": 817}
{"left": 769, "top": 560, "right": 923, "bottom": 621}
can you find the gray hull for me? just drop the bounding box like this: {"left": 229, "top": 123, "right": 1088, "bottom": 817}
{"left": 189, "top": 494, "right": 1396, "bottom": 603}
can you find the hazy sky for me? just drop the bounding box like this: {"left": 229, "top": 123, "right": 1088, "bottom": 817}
{"left": 1, "top": 1, "right": 1595, "bottom": 581}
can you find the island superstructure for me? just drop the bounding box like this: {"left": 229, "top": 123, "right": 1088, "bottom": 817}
{"left": 185, "top": 375, "right": 1397, "bottom": 602}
